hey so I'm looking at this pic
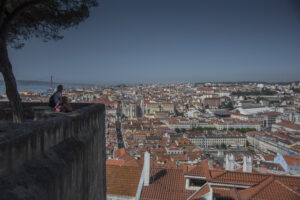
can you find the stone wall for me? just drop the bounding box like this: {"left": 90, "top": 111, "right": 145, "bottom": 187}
{"left": 0, "top": 103, "right": 106, "bottom": 200}
{"left": 0, "top": 102, "right": 93, "bottom": 121}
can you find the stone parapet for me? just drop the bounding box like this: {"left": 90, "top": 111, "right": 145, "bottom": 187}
{"left": 0, "top": 103, "right": 106, "bottom": 200}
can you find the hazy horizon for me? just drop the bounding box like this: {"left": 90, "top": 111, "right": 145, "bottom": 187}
{"left": 5, "top": 0, "right": 300, "bottom": 84}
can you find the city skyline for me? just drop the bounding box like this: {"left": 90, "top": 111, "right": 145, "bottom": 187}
{"left": 1, "top": 0, "right": 300, "bottom": 199}
{"left": 5, "top": 0, "right": 300, "bottom": 84}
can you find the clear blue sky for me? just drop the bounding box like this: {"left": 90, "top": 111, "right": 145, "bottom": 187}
{"left": 7, "top": 0, "right": 300, "bottom": 84}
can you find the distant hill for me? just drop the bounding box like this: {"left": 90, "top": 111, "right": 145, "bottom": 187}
{"left": 0, "top": 80, "right": 97, "bottom": 87}
{"left": 194, "top": 81, "right": 300, "bottom": 86}
{"left": 0, "top": 80, "right": 53, "bottom": 86}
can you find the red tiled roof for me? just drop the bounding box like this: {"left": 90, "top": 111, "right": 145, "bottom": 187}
{"left": 238, "top": 176, "right": 300, "bottom": 200}
{"left": 210, "top": 170, "right": 226, "bottom": 178}
{"left": 107, "top": 159, "right": 300, "bottom": 200}
{"left": 276, "top": 121, "right": 300, "bottom": 130}
{"left": 263, "top": 155, "right": 275, "bottom": 161}
{"left": 184, "top": 161, "right": 212, "bottom": 180}
{"left": 124, "top": 158, "right": 143, "bottom": 167}
{"left": 141, "top": 168, "right": 194, "bottom": 200}
{"left": 114, "top": 148, "right": 132, "bottom": 160}
{"left": 177, "top": 138, "right": 192, "bottom": 145}
{"left": 234, "top": 166, "right": 258, "bottom": 173}
{"left": 106, "top": 159, "right": 126, "bottom": 166}
{"left": 185, "top": 151, "right": 205, "bottom": 161}
{"left": 283, "top": 155, "right": 300, "bottom": 166}
{"left": 211, "top": 171, "right": 269, "bottom": 186}
{"left": 274, "top": 175, "right": 300, "bottom": 191}
{"left": 189, "top": 183, "right": 211, "bottom": 199}
{"left": 197, "top": 87, "right": 213, "bottom": 91}
{"left": 262, "top": 112, "right": 281, "bottom": 116}
{"left": 213, "top": 187, "right": 239, "bottom": 200}
{"left": 186, "top": 165, "right": 206, "bottom": 177}
{"left": 106, "top": 165, "right": 142, "bottom": 197}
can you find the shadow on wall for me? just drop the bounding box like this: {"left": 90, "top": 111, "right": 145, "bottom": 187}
{"left": 0, "top": 103, "right": 106, "bottom": 200}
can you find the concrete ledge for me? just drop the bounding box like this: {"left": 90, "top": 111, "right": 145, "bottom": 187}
{"left": 0, "top": 102, "right": 93, "bottom": 121}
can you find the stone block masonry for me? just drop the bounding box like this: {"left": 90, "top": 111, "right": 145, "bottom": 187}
{"left": 0, "top": 103, "right": 106, "bottom": 200}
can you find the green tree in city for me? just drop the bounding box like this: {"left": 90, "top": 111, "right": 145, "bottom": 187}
{"left": 190, "top": 126, "right": 216, "bottom": 132}
{"left": 221, "top": 143, "right": 227, "bottom": 149}
{"left": 0, "top": 0, "right": 97, "bottom": 123}
{"left": 256, "top": 96, "right": 262, "bottom": 103}
{"left": 175, "top": 128, "right": 181, "bottom": 133}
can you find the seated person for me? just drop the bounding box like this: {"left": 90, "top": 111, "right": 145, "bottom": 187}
{"left": 49, "top": 85, "right": 63, "bottom": 107}
{"left": 55, "top": 96, "right": 72, "bottom": 112}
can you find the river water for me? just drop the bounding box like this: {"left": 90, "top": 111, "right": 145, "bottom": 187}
{"left": 0, "top": 84, "right": 50, "bottom": 95}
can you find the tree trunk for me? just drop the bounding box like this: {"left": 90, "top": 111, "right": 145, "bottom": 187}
{"left": 0, "top": 37, "right": 24, "bottom": 123}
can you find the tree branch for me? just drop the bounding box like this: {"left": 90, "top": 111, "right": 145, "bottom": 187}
{"left": 0, "top": 0, "right": 43, "bottom": 37}
{"left": 0, "top": 0, "right": 8, "bottom": 25}
{"left": 0, "top": 0, "right": 7, "bottom": 13}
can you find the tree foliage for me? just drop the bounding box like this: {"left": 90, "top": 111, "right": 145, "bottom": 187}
{"left": 0, "top": 0, "right": 98, "bottom": 123}
{"left": 231, "top": 88, "right": 277, "bottom": 96}
{"left": 219, "top": 101, "right": 234, "bottom": 110}
{"left": 190, "top": 126, "right": 216, "bottom": 132}
{"left": 1, "top": 0, "right": 98, "bottom": 48}
{"left": 224, "top": 127, "right": 256, "bottom": 133}
{"left": 292, "top": 87, "right": 300, "bottom": 93}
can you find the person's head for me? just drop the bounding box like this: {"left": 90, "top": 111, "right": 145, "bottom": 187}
{"left": 57, "top": 85, "right": 63, "bottom": 92}
{"left": 61, "top": 96, "right": 68, "bottom": 103}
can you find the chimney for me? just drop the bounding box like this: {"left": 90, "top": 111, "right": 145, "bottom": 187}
{"left": 225, "top": 154, "right": 234, "bottom": 171}
{"left": 143, "top": 151, "right": 150, "bottom": 186}
{"left": 243, "top": 156, "right": 252, "bottom": 173}
{"left": 230, "top": 154, "right": 234, "bottom": 170}
{"left": 113, "top": 145, "right": 118, "bottom": 159}
{"left": 225, "top": 154, "right": 229, "bottom": 170}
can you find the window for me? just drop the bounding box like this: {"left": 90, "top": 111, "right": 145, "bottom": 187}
{"left": 189, "top": 179, "right": 206, "bottom": 187}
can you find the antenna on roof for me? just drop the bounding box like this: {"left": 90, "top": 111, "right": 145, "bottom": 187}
{"left": 50, "top": 75, "right": 53, "bottom": 89}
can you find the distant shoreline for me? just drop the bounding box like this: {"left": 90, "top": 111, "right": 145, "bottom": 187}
{"left": 0, "top": 80, "right": 99, "bottom": 94}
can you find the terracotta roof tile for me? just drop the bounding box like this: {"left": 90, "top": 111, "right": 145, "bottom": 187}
{"left": 213, "top": 187, "right": 239, "bottom": 200}
{"left": 210, "top": 170, "right": 226, "bottom": 178}
{"left": 189, "top": 183, "right": 211, "bottom": 199}
{"left": 186, "top": 165, "right": 206, "bottom": 177}
{"left": 274, "top": 175, "right": 300, "bottom": 191}
{"left": 124, "top": 158, "right": 144, "bottom": 167}
{"left": 263, "top": 155, "right": 275, "bottom": 161}
{"left": 283, "top": 155, "right": 300, "bottom": 166}
{"left": 239, "top": 176, "right": 300, "bottom": 200}
{"left": 211, "top": 171, "right": 269, "bottom": 186}
{"left": 276, "top": 121, "right": 300, "bottom": 130}
{"left": 141, "top": 168, "right": 194, "bottom": 200}
{"left": 106, "top": 165, "right": 142, "bottom": 197}
{"left": 106, "top": 159, "right": 126, "bottom": 166}
{"left": 234, "top": 166, "right": 259, "bottom": 173}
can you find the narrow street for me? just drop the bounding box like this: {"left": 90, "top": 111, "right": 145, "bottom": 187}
{"left": 116, "top": 107, "right": 125, "bottom": 148}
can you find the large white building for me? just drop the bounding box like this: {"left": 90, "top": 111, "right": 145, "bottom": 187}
{"left": 187, "top": 133, "right": 246, "bottom": 148}
{"left": 246, "top": 134, "right": 299, "bottom": 155}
